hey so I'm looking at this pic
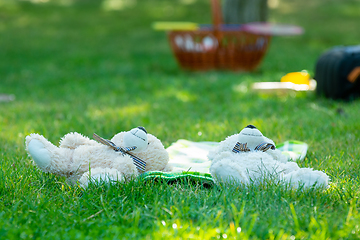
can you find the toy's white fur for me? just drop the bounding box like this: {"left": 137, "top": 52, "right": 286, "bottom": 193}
{"left": 209, "top": 126, "right": 329, "bottom": 188}
{"left": 25, "top": 128, "right": 172, "bottom": 187}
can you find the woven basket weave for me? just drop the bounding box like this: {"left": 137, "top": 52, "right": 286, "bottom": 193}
{"left": 168, "top": 0, "right": 271, "bottom": 71}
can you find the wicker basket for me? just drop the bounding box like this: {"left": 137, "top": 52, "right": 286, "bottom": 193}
{"left": 168, "top": 0, "right": 271, "bottom": 71}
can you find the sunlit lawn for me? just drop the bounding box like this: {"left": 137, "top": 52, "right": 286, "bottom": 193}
{"left": 1, "top": 0, "right": 360, "bottom": 239}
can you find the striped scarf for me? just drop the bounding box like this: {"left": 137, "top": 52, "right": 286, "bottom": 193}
{"left": 232, "top": 141, "right": 275, "bottom": 153}
{"left": 93, "top": 133, "right": 146, "bottom": 173}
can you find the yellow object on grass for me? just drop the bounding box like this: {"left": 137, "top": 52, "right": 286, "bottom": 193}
{"left": 152, "top": 22, "right": 199, "bottom": 31}
{"left": 252, "top": 70, "right": 316, "bottom": 93}
{"left": 281, "top": 71, "right": 311, "bottom": 85}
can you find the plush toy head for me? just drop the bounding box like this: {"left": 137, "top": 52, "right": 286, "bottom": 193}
{"left": 235, "top": 125, "right": 275, "bottom": 152}
{"left": 123, "top": 126, "right": 148, "bottom": 153}
{"left": 207, "top": 125, "right": 278, "bottom": 167}
{"left": 110, "top": 127, "right": 171, "bottom": 172}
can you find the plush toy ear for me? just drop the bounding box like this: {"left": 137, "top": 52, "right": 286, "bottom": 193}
{"left": 123, "top": 127, "right": 148, "bottom": 152}
{"left": 137, "top": 126, "right": 147, "bottom": 134}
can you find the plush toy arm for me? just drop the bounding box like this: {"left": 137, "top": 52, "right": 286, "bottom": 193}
{"left": 79, "top": 167, "right": 124, "bottom": 188}
{"left": 210, "top": 158, "right": 250, "bottom": 185}
{"left": 281, "top": 168, "right": 329, "bottom": 188}
{"left": 207, "top": 148, "right": 218, "bottom": 161}
{"left": 59, "top": 132, "right": 98, "bottom": 149}
{"left": 162, "top": 163, "right": 173, "bottom": 172}
{"left": 208, "top": 134, "right": 240, "bottom": 160}
{"left": 266, "top": 149, "right": 289, "bottom": 163}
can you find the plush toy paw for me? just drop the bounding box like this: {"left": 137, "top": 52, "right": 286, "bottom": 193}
{"left": 282, "top": 168, "right": 329, "bottom": 188}
{"left": 26, "top": 138, "right": 52, "bottom": 170}
{"left": 210, "top": 159, "right": 250, "bottom": 185}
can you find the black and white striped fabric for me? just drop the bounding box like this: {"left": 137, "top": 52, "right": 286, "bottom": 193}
{"left": 93, "top": 133, "right": 146, "bottom": 173}
{"left": 93, "top": 133, "right": 120, "bottom": 151}
{"left": 254, "top": 142, "right": 275, "bottom": 151}
{"left": 232, "top": 142, "right": 250, "bottom": 153}
{"left": 232, "top": 141, "right": 275, "bottom": 153}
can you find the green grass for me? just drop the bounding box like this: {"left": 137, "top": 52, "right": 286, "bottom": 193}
{"left": 1, "top": 0, "right": 360, "bottom": 239}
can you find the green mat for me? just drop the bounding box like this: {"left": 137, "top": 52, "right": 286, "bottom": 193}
{"left": 141, "top": 139, "right": 308, "bottom": 186}
{"left": 276, "top": 140, "right": 308, "bottom": 161}
{"left": 140, "top": 171, "right": 214, "bottom": 187}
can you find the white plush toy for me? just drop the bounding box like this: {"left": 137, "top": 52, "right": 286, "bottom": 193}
{"left": 25, "top": 126, "right": 172, "bottom": 187}
{"left": 209, "top": 125, "right": 329, "bottom": 188}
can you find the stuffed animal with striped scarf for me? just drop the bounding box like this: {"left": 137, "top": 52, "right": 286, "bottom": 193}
{"left": 209, "top": 125, "right": 329, "bottom": 188}
{"left": 25, "top": 127, "right": 172, "bottom": 187}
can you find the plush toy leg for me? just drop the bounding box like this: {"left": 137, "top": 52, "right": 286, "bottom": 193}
{"left": 59, "top": 132, "right": 98, "bottom": 149}
{"left": 25, "top": 133, "right": 72, "bottom": 174}
{"left": 79, "top": 168, "right": 124, "bottom": 188}
{"left": 26, "top": 137, "right": 51, "bottom": 170}
{"left": 210, "top": 159, "right": 250, "bottom": 185}
{"left": 282, "top": 168, "right": 329, "bottom": 188}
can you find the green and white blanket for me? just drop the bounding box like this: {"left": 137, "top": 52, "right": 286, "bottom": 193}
{"left": 141, "top": 139, "right": 308, "bottom": 186}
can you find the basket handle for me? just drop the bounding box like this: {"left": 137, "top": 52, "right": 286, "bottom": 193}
{"left": 211, "top": 0, "right": 223, "bottom": 28}
{"left": 210, "top": 0, "right": 223, "bottom": 40}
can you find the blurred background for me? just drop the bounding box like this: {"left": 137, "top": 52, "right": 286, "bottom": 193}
{"left": 0, "top": 0, "right": 359, "bottom": 148}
